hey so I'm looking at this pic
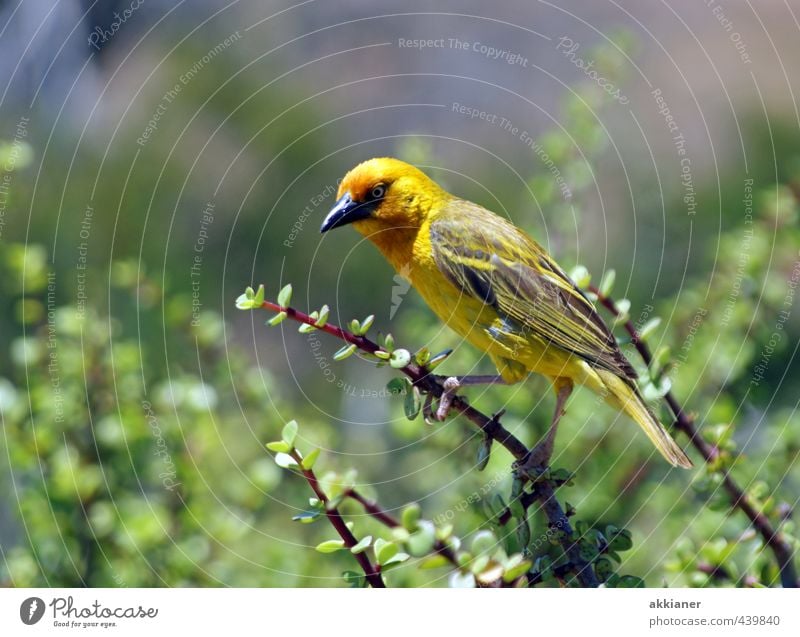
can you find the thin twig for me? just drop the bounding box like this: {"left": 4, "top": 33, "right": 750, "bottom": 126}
{"left": 346, "top": 489, "right": 402, "bottom": 529}
{"left": 289, "top": 450, "right": 385, "bottom": 588}
{"left": 345, "top": 489, "right": 461, "bottom": 568}
{"left": 258, "top": 299, "right": 600, "bottom": 587}
{"left": 591, "top": 286, "right": 799, "bottom": 588}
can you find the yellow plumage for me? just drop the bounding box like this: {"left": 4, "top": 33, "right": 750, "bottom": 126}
{"left": 321, "top": 157, "right": 692, "bottom": 468}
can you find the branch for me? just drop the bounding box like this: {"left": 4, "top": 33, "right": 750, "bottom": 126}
{"left": 346, "top": 489, "right": 402, "bottom": 529}
{"left": 591, "top": 286, "right": 799, "bottom": 588}
{"left": 696, "top": 561, "right": 758, "bottom": 587}
{"left": 344, "top": 489, "right": 461, "bottom": 569}
{"left": 255, "top": 296, "right": 599, "bottom": 587}
{"left": 289, "top": 450, "right": 385, "bottom": 588}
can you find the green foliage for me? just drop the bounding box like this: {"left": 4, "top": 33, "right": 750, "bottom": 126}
{"left": 1, "top": 29, "right": 797, "bottom": 589}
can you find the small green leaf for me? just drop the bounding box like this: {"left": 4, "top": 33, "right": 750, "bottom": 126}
{"left": 374, "top": 538, "right": 399, "bottom": 565}
{"left": 436, "top": 524, "right": 454, "bottom": 542}
{"left": 301, "top": 448, "right": 321, "bottom": 470}
{"left": 643, "top": 377, "right": 672, "bottom": 401}
{"left": 638, "top": 317, "right": 662, "bottom": 341}
{"left": 277, "top": 283, "right": 293, "bottom": 307}
{"left": 502, "top": 555, "right": 532, "bottom": 582}
{"left": 613, "top": 299, "right": 631, "bottom": 325}
{"left": 316, "top": 304, "right": 330, "bottom": 327}
{"left": 533, "top": 555, "right": 553, "bottom": 580}
{"left": 253, "top": 284, "right": 265, "bottom": 306}
{"left": 511, "top": 476, "right": 524, "bottom": 499}
{"left": 608, "top": 528, "right": 634, "bottom": 552}
{"left": 268, "top": 311, "right": 287, "bottom": 326}
{"left": 401, "top": 503, "right": 421, "bottom": 531}
{"left": 298, "top": 322, "right": 317, "bottom": 334}
{"left": 599, "top": 269, "right": 615, "bottom": 297}
{"left": 316, "top": 539, "right": 346, "bottom": 553}
{"left": 414, "top": 346, "right": 431, "bottom": 366}
{"left": 471, "top": 530, "right": 497, "bottom": 556}
{"left": 274, "top": 453, "right": 300, "bottom": 470}
{"left": 488, "top": 494, "right": 507, "bottom": 518}
{"left": 342, "top": 571, "right": 366, "bottom": 588}
{"left": 235, "top": 294, "right": 251, "bottom": 310}
{"left": 292, "top": 510, "right": 321, "bottom": 523}
{"left": 235, "top": 287, "right": 258, "bottom": 309}
{"left": 549, "top": 468, "right": 574, "bottom": 484}
{"left": 407, "top": 521, "right": 436, "bottom": 556}
{"left": 594, "top": 556, "right": 615, "bottom": 582}
{"left": 578, "top": 540, "right": 599, "bottom": 561}
{"left": 470, "top": 555, "right": 490, "bottom": 575}
{"left": 387, "top": 377, "right": 408, "bottom": 395}
{"left": 381, "top": 552, "right": 409, "bottom": 568}
{"left": 652, "top": 345, "right": 671, "bottom": 370}
{"left": 391, "top": 527, "right": 410, "bottom": 543}
{"left": 605, "top": 574, "right": 620, "bottom": 588}
{"left": 281, "top": 420, "right": 298, "bottom": 446}
{"left": 350, "top": 535, "right": 372, "bottom": 554}
{"left": 390, "top": 348, "right": 411, "bottom": 369}
{"left": 516, "top": 520, "right": 531, "bottom": 550}
{"left": 350, "top": 319, "right": 361, "bottom": 334}
{"left": 266, "top": 440, "right": 291, "bottom": 453}
{"left": 383, "top": 333, "right": 395, "bottom": 352}
{"left": 419, "top": 554, "right": 450, "bottom": 570}
{"left": 374, "top": 349, "right": 391, "bottom": 360}
{"left": 476, "top": 436, "right": 492, "bottom": 471}
{"left": 616, "top": 575, "right": 645, "bottom": 588}
{"left": 360, "top": 314, "right": 375, "bottom": 333}
{"left": 570, "top": 264, "right": 591, "bottom": 288}
{"left": 333, "top": 344, "right": 357, "bottom": 361}
{"left": 404, "top": 385, "right": 421, "bottom": 419}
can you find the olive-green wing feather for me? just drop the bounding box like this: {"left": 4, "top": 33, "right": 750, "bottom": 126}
{"left": 430, "top": 201, "right": 636, "bottom": 380}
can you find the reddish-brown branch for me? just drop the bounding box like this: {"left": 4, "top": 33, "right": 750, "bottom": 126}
{"left": 590, "top": 286, "right": 798, "bottom": 588}
{"left": 346, "top": 489, "right": 401, "bottom": 529}
{"left": 345, "top": 489, "right": 461, "bottom": 568}
{"left": 258, "top": 299, "right": 599, "bottom": 587}
{"left": 289, "top": 451, "right": 385, "bottom": 588}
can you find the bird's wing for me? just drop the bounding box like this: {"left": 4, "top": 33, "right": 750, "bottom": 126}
{"left": 429, "top": 201, "right": 636, "bottom": 379}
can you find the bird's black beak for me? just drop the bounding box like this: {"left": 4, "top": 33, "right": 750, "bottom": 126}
{"left": 320, "top": 193, "right": 374, "bottom": 233}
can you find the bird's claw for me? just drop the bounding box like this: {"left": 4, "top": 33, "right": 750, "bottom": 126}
{"left": 435, "top": 376, "right": 461, "bottom": 421}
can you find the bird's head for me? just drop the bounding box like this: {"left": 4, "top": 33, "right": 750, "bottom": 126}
{"left": 320, "top": 158, "right": 446, "bottom": 239}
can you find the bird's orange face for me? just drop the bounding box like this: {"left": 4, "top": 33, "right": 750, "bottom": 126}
{"left": 320, "top": 158, "right": 443, "bottom": 238}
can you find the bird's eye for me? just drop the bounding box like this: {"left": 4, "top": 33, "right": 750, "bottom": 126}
{"left": 370, "top": 184, "right": 386, "bottom": 200}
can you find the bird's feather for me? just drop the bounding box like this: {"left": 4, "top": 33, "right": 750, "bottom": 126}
{"left": 429, "top": 199, "right": 636, "bottom": 380}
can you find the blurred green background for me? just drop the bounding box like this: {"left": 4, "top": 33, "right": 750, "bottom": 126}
{"left": 0, "top": 1, "right": 798, "bottom": 587}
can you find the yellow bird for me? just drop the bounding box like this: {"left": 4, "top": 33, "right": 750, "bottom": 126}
{"left": 320, "top": 157, "right": 692, "bottom": 470}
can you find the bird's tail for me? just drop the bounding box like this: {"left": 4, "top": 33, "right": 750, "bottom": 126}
{"left": 596, "top": 369, "right": 693, "bottom": 468}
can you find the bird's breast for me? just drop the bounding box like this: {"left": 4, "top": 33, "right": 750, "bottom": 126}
{"left": 410, "top": 257, "right": 498, "bottom": 345}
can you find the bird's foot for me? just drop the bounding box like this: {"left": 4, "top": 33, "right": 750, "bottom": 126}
{"left": 435, "top": 376, "right": 461, "bottom": 421}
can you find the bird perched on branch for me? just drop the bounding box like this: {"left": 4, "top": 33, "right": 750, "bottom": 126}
{"left": 320, "top": 157, "right": 692, "bottom": 471}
